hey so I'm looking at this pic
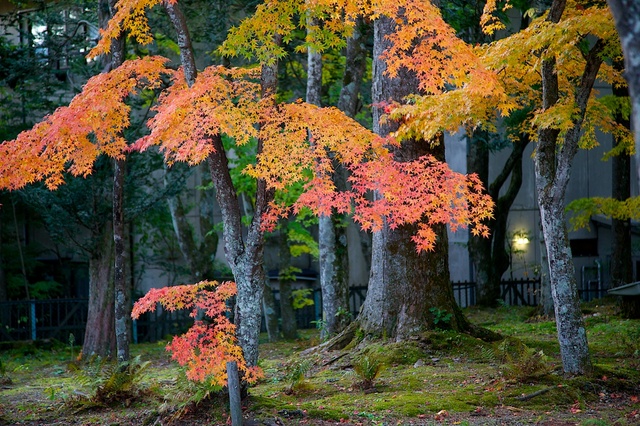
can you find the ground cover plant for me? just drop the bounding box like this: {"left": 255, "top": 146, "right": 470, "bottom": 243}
{"left": 0, "top": 298, "right": 638, "bottom": 425}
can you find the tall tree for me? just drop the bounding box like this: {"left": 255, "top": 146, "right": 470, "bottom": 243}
{"left": 355, "top": 12, "right": 476, "bottom": 341}
{"left": 0, "top": 0, "right": 493, "bottom": 371}
{"left": 606, "top": 0, "right": 640, "bottom": 182}
{"left": 533, "top": 0, "right": 602, "bottom": 374}
{"left": 306, "top": 13, "right": 353, "bottom": 338}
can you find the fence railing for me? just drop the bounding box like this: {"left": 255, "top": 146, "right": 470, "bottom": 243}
{"left": 0, "top": 299, "right": 88, "bottom": 343}
{"left": 2, "top": 277, "right": 604, "bottom": 343}
{"left": 452, "top": 279, "right": 541, "bottom": 308}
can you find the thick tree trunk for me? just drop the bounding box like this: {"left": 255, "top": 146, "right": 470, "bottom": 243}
{"left": 606, "top": 0, "right": 640, "bottom": 188}
{"left": 357, "top": 15, "right": 472, "bottom": 341}
{"left": 83, "top": 225, "right": 116, "bottom": 358}
{"left": 535, "top": 0, "right": 600, "bottom": 374}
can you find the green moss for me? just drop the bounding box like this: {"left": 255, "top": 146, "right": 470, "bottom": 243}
{"left": 358, "top": 341, "right": 424, "bottom": 366}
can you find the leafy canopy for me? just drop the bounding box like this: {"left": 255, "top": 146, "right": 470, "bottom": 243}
{"left": 132, "top": 280, "right": 262, "bottom": 386}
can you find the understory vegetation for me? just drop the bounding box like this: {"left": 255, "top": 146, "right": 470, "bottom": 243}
{"left": 0, "top": 298, "right": 639, "bottom": 425}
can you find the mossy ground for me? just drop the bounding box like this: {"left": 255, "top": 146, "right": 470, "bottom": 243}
{"left": 1, "top": 298, "right": 639, "bottom": 425}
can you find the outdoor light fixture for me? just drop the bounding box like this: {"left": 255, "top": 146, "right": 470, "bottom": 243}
{"left": 512, "top": 231, "right": 530, "bottom": 249}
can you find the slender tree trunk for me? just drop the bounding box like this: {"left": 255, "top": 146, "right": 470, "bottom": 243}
{"left": 308, "top": 16, "right": 351, "bottom": 337}
{"left": 113, "top": 158, "right": 130, "bottom": 363}
{"left": 357, "top": 15, "right": 472, "bottom": 341}
{"left": 535, "top": 0, "right": 600, "bottom": 374}
{"left": 606, "top": 0, "right": 640, "bottom": 188}
{"left": 469, "top": 132, "right": 529, "bottom": 307}
{"left": 0, "top": 214, "right": 6, "bottom": 302}
{"left": 611, "top": 77, "right": 638, "bottom": 317}
{"left": 83, "top": 225, "right": 116, "bottom": 357}
{"left": 279, "top": 229, "right": 298, "bottom": 340}
{"left": 337, "top": 20, "right": 373, "bottom": 278}
{"left": 106, "top": 0, "right": 129, "bottom": 363}
{"left": 207, "top": 129, "right": 272, "bottom": 367}
{"left": 164, "top": 2, "right": 274, "bottom": 367}
{"left": 163, "top": 5, "right": 219, "bottom": 284}
{"left": 262, "top": 279, "right": 280, "bottom": 341}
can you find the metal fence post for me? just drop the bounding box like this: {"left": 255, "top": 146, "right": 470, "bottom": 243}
{"left": 30, "top": 300, "right": 36, "bottom": 341}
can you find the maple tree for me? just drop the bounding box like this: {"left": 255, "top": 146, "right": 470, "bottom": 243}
{"left": 0, "top": 0, "right": 494, "bottom": 374}
{"left": 387, "top": 0, "right": 625, "bottom": 374}
{"left": 132, "top": 280, "right": 262, "bottom": 386}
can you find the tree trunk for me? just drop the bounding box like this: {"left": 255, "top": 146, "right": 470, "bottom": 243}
{"left": 308, "top": 16, "right": 352, "bottom": 337}
{"left": 83, "top": 225, "right": 116, "bottom": 358}
{"left": 338, "top": 19, "right": 373, "bottom": 279}
{"left": 469, "top": 132, "right": 529, "bottom": 307}
{"left": 0, "top": 214, "right": 6, "bottom": 302}
{"left": 467, "top": 131, "right": 494, "bottom": 305}
{"left": 164, "top": 3, "right": 274, "bottom": 368}
{"left": 113, "top": 158, "right": 130, "bottom": 363}
{"left": 606, "top": 0, "right": 640, "bottom": 189}
{"left": 207, "top": 130, "right": 272, "bottom": 367}
{"left": 611, "top": 72, "right": 637, "bottom": 318}
{"left": 356, "top": 15, "right": 472, "bottom": 341}
{"left": 535, "top": 0, "right": 600, "bottom": 374}
{"left": 538, "top": 224, "right": 554, "bottom": 317}
{"left": 262, "top": 279, "right": 280, "bottom": 341}
{"left": 107, "top": 0, "right": 129, "bottom": 362}
{"left": 279, "top": 229, "right": 298, "bottom": 340}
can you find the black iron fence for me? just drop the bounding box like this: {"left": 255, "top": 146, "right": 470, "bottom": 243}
{"left": 451, "top": 279, "right": 541, "bottom": 308}
{"left": 2, "top": 277, "right": 606, "bottom": 343}
{"left": 0, "top": 299, "right": 88, "bottom": 343}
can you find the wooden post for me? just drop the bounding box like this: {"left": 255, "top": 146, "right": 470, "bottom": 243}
{"left": 226, "top": 361, "right": 243, "bottom": 426}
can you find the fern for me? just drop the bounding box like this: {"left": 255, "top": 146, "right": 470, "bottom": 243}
{"left": 353, "top": 355, "right": 382, "bottom": 390}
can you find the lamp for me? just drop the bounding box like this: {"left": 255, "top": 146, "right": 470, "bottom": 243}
{"left": 512, "top": 231, "right": 530, "bottom": 250}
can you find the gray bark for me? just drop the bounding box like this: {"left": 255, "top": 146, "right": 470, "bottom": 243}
{"left": 113, "top": 158, "right": 130, "bottom": 363}
{"left": 535, "top": 0, "right": 600, "bottom": 374}
{"left": 538, "top": 224, "right": 554, "bottom": 317}
{"left": 163, "top": 3, "right": 219, "bottom": 285}
{"left": 606, "top": 0, "right": 640, "bottom": 190}
{"left": 337, "top": 20, "right": 372, "bottom": 277}
{"left": 83, "top": 224, "right": 116, "bottom": 358}
{"left": 308, "top": 17, "right": 352, "bottom": 337}
{"left": 103, "top": 0, "right": 128, "bottom": 363}
{"left": 164, "top": 3, "right": 274, "bottom": 367}
{"left": 358, "top": 15, "right": 470, "bottom": 340}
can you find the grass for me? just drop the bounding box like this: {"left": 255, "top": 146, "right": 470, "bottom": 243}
{"left": 1, "top": 298, "right": 639, "bottom": 425}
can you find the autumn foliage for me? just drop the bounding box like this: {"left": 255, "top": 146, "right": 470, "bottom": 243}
{"left": 131, "top": 280, "right": 262, "bottom": 386}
